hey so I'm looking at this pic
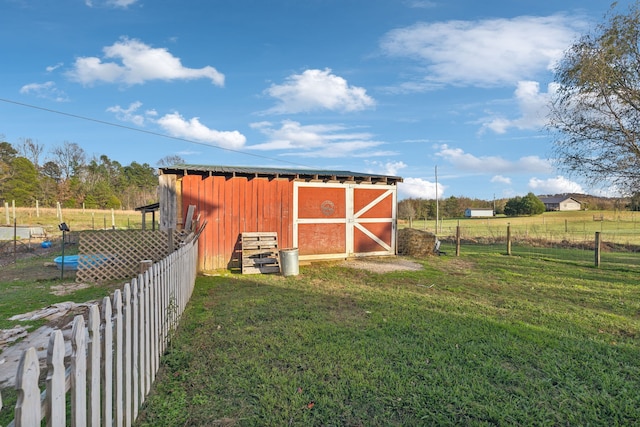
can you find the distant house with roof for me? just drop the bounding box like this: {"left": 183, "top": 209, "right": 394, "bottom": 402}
{"left": 538, "top": 196, "right": 582, "bottom": 211}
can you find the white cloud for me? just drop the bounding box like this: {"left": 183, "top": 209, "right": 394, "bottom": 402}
{"left": 106, "top": 101, "right": 155, "bottom": 126}
{"left": 380, "top": 15, "right": 584, "bottom": 88}
{"left": 365, "top": 160, "right": 407, "bottom": 176}
{"left": 436, "top": 144, "right": 553, "bottom": 174}
{"left": 491, "top": 175, "right": 512, "bottom": 185}
{"left": 156, "top": 112, "right": 246, "bottom": 149}
{"left": 109, "top": 0, "right": 138, "bottom": 6}
{"left": 405, "top": 0, "right": 437, "bottom": 8}
{"left": 528, "top": 176, "right": 584, "bottom": 194}
{"left": 20, "top": 81, "right": 68, "bottom": 102}
{"left": 85, "top": 0, "right": 139, "bottom": 8}
{"left": 249, "top": 120, "right": 394, "bottom": 158}
{"left": 264, "top": 68, "right": 375, "bottom": 114}
{"left": 67, "top": 37, "right": 224, "bottom": 86}
{"left": 399, "top": 177, "right": 443, "bottom": 199}
{"left": 46, "top": 63, "right": 63, "bottom": 72}
{"left": 481, "top": 81, "right": 559, "bottom": 134}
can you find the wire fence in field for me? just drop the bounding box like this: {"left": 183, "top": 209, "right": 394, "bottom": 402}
{"left": 408, "top": 218, "right": 640, "bottom": 270}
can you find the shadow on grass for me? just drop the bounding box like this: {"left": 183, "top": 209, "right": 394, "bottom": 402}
{"left": 135, "top": 269, "right": 640, "bottom": 426}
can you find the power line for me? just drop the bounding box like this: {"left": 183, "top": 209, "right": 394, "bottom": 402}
{"left": 0, "top": 97, "right": 314, "bottom": 168}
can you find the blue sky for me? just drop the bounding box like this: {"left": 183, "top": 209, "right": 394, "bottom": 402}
{"left": 0, "top": 0, "right": 630, "bottom": 200}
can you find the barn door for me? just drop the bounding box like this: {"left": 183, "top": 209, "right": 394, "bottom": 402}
{"left": 351, "top": 185, "right": 397, "bottom": 256}
{"left": 293, "top": 182, "right": 397, "bottom": 261}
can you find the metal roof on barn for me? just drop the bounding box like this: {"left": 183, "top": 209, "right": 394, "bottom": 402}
{"left": 538, "top": 196, "right": 581, "bottom": 204}
{"left": 159, "top": 164, "right": 403, "bottom": 185}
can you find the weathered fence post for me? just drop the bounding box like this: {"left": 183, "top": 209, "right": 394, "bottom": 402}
{"left": 71, "top": 315, "right": 87, "bottom": 427}
{"left": 132, "top": 279, "right": 140, "bottom": 419}
{"left": 15, "top": 347, "right": 41, "bottom": 425}
{"left": 102, "top": 297, "right": 113, "bottom": 427}
{"left": 46, "top": 330, "right": 66, "bottom": 427}
{"left": 124, "top": 284, "right": 132, "bottom": 427}
{"left": 88, "top": 305, "right": 101, "bottom": 427}
{"left": 114, "top": 290, "right": 124, "bottom": 427}
{"left": 140, "top": 260, "right": 153, "bottom": 274}
{"left": 595, "top": 231, "right": 601, "bottom": 267}
{"left": 506, "top": 224, "right": 512, "bottom": 255}
{"left": 455, "top": 225, "right": 461, "bottom": 257}
{"left": 4, "top": 202, "right": 9, "bottom": 225}
{"left": 168, "top": 229, "right": 175, "bottom": 253}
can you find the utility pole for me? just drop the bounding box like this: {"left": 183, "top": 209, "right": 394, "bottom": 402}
{"left": 435, "top": 165, "right": 439, "bottom": 234}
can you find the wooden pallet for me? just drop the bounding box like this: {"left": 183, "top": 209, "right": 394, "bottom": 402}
{"left": 241, "top": 232, "right": 280, "bottom": 274}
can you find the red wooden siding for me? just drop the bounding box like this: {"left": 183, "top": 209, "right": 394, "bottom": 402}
{"left": 298, "top": 223, "right": 347, "bottom": 255}
{"left": 354, "top": 188, "right": 393, "bottom": 218}
{"left": 297, "top": 187, "right": 346, "bottom": 219}
{"left": 180, "top": 175, "right": 294, "bottom": 271}
{"left": 354, "top": 222, "right": 392, "bottom": 252}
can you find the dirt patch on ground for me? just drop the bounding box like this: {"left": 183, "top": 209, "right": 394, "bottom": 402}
{"left": 341, "top": 257, "right": 423, "bottom": 274}
{"left": 0, "top": 239, "right": 78, "bottom": 282}
{"left": 50, "top": 282, "right": 91, "bottom": 295}
{"left": 0, "top": 238, "right": 56, "bottom": 266}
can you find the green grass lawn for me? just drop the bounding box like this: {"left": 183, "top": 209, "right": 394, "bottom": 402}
{"left": 135, "top": 251, "right": 640, "bottom": 426}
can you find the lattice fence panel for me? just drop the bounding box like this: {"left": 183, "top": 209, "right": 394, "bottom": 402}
{"left": 76, "top": 230, "right": 180, "bottom": 283}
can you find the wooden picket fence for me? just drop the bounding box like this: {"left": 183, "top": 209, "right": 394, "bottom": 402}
{"left": 1, "top": 233, "right": 199, "bottom": 427}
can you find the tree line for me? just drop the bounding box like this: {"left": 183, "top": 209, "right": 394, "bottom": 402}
{"left": 0, "top": 137, "right": 183, "bottom": 210}
{"left": 397, "top": 194, "right": 545, "bottom": 220}
{"left": 398, "top": 193, "right": 636, "bottom": 220}
{"left": 398, "top": 196, "right": 495, "bottom": 220}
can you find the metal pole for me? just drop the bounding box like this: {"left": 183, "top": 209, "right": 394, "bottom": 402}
{"left": 60, "top": 230, "right": 65, "bottom": 280}
{"left": 595, "top": 231, "right": 601, "bottom": 268}
{"left": 435, "top": 165, "right": 439, "bottom": 235}
{"left": 13, "top": 217, "right": 17, "bottom": 264}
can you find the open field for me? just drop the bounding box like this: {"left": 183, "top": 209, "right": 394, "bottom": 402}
{"left": 402, "top": 210, "right": 640, "bottom": 247}
{"left": 1, "top": 207, "right": 149, "bottom": 236}
{"left": 134, "top": 250, "right": 640, "bottom": 426}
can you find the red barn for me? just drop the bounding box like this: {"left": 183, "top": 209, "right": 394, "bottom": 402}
{"left": 158, "top": 165, "right": 403, "bottom": 271}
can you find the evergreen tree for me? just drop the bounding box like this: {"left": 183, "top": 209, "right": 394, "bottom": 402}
{"left": 3, "top": 157, "right": 39, "bottom": 206}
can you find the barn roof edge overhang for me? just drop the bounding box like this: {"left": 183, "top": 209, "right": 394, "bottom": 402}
{"left": 158, "top": 164, "right": 403, "bottom": 185}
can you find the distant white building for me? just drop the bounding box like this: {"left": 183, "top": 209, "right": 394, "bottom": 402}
{"left": 538, "top": 196, "right": 582, "bottom": 211}
{"left": 464, "top": 208, "right": 494, "bottom": 218}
